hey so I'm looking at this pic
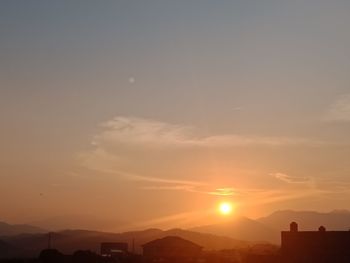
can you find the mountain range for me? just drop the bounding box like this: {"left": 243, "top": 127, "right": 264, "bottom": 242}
{"left": 1, "top": 210, "right": 350, "bottom": 258}
{"left": 192, "top": 216, "right": 280, "bottom": 243}
{"left": 192, "top": 210, "right": 350, "bottom": 243}
{"left": 0, "top": 222, "right": 45, "bottom": 236}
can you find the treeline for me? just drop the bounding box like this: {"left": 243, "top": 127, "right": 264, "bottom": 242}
{"left": 0, "top": 247, "right": 281, "bottom": 263}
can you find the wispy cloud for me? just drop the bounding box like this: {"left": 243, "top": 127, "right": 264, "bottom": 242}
{"left": 271, "top": 172, "right": 312, "bottom": 184}
{"left": 97, "top": 168, "right": 237, "bottom": 196}
{"left": 79, "top": 116, "right": 321, "bottom": 187}
{"left": 244, "top": 188, "right": 327, "bottom": 206}
{"left": 141, "top": 185, "right": 196, "bottom": 191}
{"left": 207, "top": 188, "right": 237, "bottom": 196}
{"left": 120, "top": 172, "right": 206, "bottom": 186}
{"left": 122, "top": 209, "right": 212, "bottom": 230}
{"left": 141, "top": 185, "right": 238, "bottom": 196}
{"left": 96, "top": 117, "right": 193, "bottom": 147}
{"left": 78, "top": 116, "right": 329, "bottom": 208}
{"left": 324, "top": 94, "right": 350, "bottom": 122}
{"left": 91, "top": 116, "right": 320, "bottom": 149}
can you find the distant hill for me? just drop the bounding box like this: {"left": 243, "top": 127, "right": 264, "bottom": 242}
{"left": 0, "top": 221, "right": 46, "bottom": 237}
{"left": 30, "top": 215, "right": 125, "bottom": 232}
{"left": 257, "top": 210, "right": 350, "bottom": 231}
{"left": 1, "top": 228, "right": 251, "bottom": 258}
{"left": 191, "top": 216, "right": 279, "bottom": 244}
{"left": 189, "top": 210, "right": 350, "bottom": 244}
{"left": 2, "top": 209, "right": 349, "bottom": 258}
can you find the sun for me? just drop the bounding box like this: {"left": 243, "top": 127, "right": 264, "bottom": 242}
{"left": 218, "top": 202, "right": 233, "bottom": 215}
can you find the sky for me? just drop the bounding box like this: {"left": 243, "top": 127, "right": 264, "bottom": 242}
{"left": 1, "top": 0, "right": 350, "bottom": 231}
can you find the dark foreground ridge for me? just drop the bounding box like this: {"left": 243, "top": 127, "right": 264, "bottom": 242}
{"left": 1, "top": 222, "right": 350, "bottom": 263}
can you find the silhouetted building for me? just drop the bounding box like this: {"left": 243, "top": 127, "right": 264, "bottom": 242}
{"left": 100, "top": 242, "right": 128, "bottom": 257}
{"left": 281, "top": 222, "right": 350, "bottom": 263}
{"left": 142, "top": 236, "right": 202, "bottom": 262}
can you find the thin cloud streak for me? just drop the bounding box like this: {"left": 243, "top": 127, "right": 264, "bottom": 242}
{"left": 77, "top": 116, "right": 340, "bottom": 219}
{"left": 84, "top": 166, "right": 207, "bottom": 187}
{"left": 207, "top": 188, "right": 237, "bottom": 196}
{"left": 122, "top": 209, "right": 212, "bottom": 230}
{"left": 92, "top": 116, "right": 324, "bottom": 149}
{"left": 244, "top": 189, "right": 327, "bottom": 206}
{"left": 324, "top": 94, "right": 350, "bottom": 122}
{"left": 271, "top": 172, "right": 312, "bottom": 184}
{"left": 141, "top": 185, "right": 237, "bottom": 196}
{"left": 122, "top": 172, "right": 206, "bottom": 186}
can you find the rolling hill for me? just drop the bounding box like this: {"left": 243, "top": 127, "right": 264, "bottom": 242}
{"left": 1, "top": 228, "right": 251, "bottom": 258}
{"left": 191, "top": 216, "right": 279, "bottom": 243}
{"left": 0, "top": 221, "right": 46, "bottom": 237}
{"left": 2, "top": 209, "right": 350, "bottom": 258}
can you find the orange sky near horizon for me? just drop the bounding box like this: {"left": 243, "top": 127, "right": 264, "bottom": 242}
{"left": 1, "top": 0, "right": 350, "bottom": 231}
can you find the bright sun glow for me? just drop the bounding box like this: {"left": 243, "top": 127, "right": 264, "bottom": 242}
{"left": 218, "top": 202, "right": 233, "bottom": 215}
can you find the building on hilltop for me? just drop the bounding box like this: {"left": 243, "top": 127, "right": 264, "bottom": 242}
{"left": 142, "top": 236, "right": 202, "bottom": 262}
{"left": 281, "top": 222, "right": 350, "bottom": 263}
